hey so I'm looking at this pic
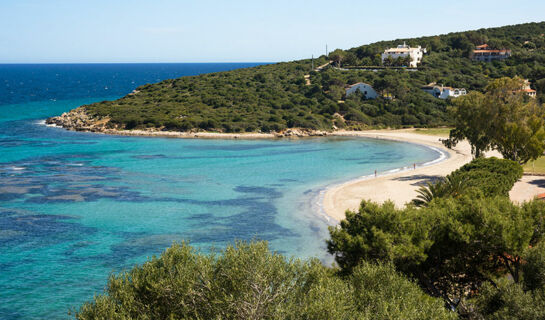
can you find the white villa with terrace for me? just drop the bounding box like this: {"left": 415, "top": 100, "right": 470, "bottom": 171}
{"left": 381, "top": 43, "right": 427, "bottom": 67}
{"left": 345, "top": 83, "right": 378, "bottom": 99}
{"left": 421, "top": 83, "right": 467, "bottom": 99}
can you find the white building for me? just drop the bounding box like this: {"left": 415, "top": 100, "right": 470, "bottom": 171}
{"left": 381, "top": 43, "right": 427, "bottom": 67}
{"left": 521, "top": 79, "right": 537, "bottom": 98}
{"left": 345, "top": 82, "right": 378, "bottom": 99}
{"left": 421, "top": 83, "right": 467, "bottom": 99}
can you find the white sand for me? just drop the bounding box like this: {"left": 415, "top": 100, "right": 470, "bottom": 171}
{"left": 323, "top": 130, "right": 475, "bottom": 221}
{"left": 322, "top": 130, "right": 545, "bottom": 222}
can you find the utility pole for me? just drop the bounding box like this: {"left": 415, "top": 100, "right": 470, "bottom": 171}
{"left": 326, "top": 44, "right": 328, "bottom": 57}
{"left": 311, "top": 55, "right": 314, "bottom": 70}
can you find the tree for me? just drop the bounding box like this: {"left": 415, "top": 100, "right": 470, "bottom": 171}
{"left": 329, "top": 49, "right": 346, "bottom": 67}
{"left": 327, "top": 196, "right": 545, "bottom": 313}
{"left": 487, "top": 78, "right": 545, "bottom": 164}
{"left": 383, "top": 55, "right": 394, "bottom": 67}
{"left": 412, "top": 174, "right": 468, "bottom": 207}
{"left": 414, "top": 157, "right": 523, "bottom": 206}
{"left": 443, "top": 91, "right": 493, "bottom": 158}
{"left": 73, "top": 241, "right": 454, "bottom": 320}
{"left": 444, "top": 77, "right": 545, "bottom": 164}
{"left": 343, "top": 51, "right": 357, "bottom": 66}
{"left": 471, "top": 243, "right": 545, "bottom": 319}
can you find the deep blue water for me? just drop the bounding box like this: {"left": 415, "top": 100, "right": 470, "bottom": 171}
{"left": 0, "top": 63, "right": 440, "bottom": 319}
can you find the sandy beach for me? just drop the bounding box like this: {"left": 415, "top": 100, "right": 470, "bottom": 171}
{"left": 322, "top": 130, "right": 545, "bottom": 222}
{"left": 323, "top": 130, "right": 474, "bottom": 221}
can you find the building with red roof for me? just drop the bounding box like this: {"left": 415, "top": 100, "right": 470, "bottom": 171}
{"left": 472, "top": 44, "right": 511, "bottom": 62}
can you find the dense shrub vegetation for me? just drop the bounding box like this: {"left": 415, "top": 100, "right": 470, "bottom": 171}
{"left": 83, "top": 22, "right": 545, "bottom": 132}
{"left": 328, "top": 157, "right": 545, "bottom": 317}
{"left": 412, "top": 157, "right": 523, "bottom": 207}
{"left": 452, "top": 157, "right": 523, "bottom": 197}
{"left": 74, "top": 241, "right": 454, "bottom": 320}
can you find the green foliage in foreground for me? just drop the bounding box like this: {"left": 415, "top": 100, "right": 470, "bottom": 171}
{"left": 74, "top": 241, "right": 454, "bottom": 320}
{"left": 472, "top": 243, "right": 545, "bottom": 319}
{"left": 328, "top": 196, "right": 545, "bottom": 315}
{"left": 82, "top": 22, "right": 545, "bottom": 132}
{"left": 328, "top": 156, "right": 545, "bottom": 318}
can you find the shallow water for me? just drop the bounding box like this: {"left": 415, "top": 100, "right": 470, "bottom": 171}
{"left": 0, "top": 64, "right": 440, "bottom": 319}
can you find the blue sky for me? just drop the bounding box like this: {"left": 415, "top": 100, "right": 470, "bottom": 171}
{"left": 1, "top": 0, "right": 543, "bottom": 63}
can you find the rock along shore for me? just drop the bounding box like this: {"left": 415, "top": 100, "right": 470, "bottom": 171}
{"left": 45, "top": 107, "right": 330, "bottom": 139}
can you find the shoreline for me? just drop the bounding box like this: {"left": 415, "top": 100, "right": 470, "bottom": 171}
{"left": 43, "top": 118, "right": 543, "bottom": 222}
{"left": 320, "top": 130, "right": 475, "bottom": 222}
{"left": 40, "top": 119, "right": 476, "bottom": 222}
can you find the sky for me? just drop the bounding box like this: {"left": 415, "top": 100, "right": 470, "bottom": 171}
{"left": 1, "top": 0, "right": 544, "bottom": 63}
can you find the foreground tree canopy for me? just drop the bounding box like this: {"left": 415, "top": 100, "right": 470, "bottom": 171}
{"left": 74, "top": 241, "right": 454, "bottom": 320}
{"left": 445, "top": 77, "right": 545, "bottom": 163}
{"left": 74, "top": 22, "right": 545, "bottom": 133}
{"left": 328, "top": 158, "right": 545, "bottom": 317}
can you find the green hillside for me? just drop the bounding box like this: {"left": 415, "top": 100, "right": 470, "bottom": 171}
{"left": 81, "top": 22, "right": 545, "bottom": 133}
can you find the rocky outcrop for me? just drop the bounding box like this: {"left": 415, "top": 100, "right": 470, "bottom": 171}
{"left": 274, "top": 128, "right": 328, "bottom": 137}
{"left": 46, "top": 108, "right": 330, "bottom": 138}
{"left": 46, "top": 107, "right": 112, "bottom": 132}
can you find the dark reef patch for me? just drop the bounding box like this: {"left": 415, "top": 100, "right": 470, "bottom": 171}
{"left": 131, "top": 154, "right": 167, "bottom": 160}
{"left": 0, "top": 210, "right": 96, "bottom": 249}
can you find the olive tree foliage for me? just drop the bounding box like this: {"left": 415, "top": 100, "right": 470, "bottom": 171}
{"left": 73, "top": 241, "right": 454, "bottom": 320}
{"left": 327, "top": 196, "right": 545, "bottom": 313}
{"left": 444, "top": 77, "right": 545, "bottom": 164}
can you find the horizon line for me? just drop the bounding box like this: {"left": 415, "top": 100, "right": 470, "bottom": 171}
{"left": 0, "top": 61, "right": 277, "bottom": 65}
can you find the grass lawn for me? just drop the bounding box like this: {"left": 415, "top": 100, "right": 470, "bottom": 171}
{"left": 411, "top": 127, "right": 452, "bottom": 137}
{"left": 524, "top": 156, "right": 545, "bottom": 174}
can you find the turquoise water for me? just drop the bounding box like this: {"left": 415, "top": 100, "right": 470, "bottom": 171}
{"left": 0, "top": 64, "right": 440, "bottom": 319}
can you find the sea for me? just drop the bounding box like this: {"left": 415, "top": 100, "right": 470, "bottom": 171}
{"left": 0, "top": 63, "right": 441, "bottom": 319}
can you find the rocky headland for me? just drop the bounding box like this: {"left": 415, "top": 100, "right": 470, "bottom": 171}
{"left": 46, "top": 107, "right": 329, "bottom": 139}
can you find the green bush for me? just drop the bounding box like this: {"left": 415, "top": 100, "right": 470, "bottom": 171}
{"left": 73, "top": 241, "right": 454, "bottom": 320}
{"left": 452, "top": 157, "right": 523, "bottom": 197}
{"left": 328, "top": 196, "right": 545, "bottom": 312}
{"left": 413, "top": 157, "right": 523, "bottom": 207}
